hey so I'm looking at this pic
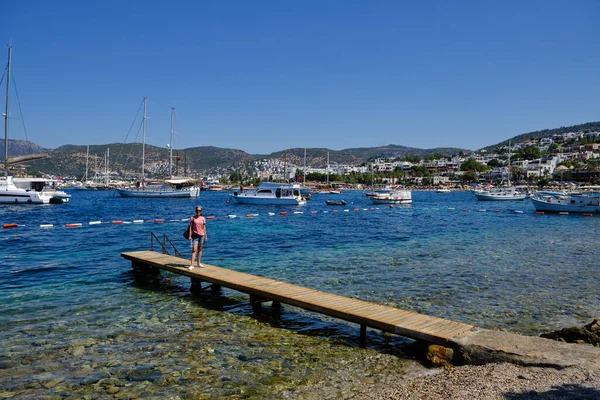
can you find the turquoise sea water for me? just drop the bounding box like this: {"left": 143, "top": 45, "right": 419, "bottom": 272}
{"left": 1, "top": 190, "right": 599, "bottom": 398}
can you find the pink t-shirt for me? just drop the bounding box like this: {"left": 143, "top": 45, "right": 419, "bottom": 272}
{"left": 190, "top": 216, "right": 206, "bottom": 236}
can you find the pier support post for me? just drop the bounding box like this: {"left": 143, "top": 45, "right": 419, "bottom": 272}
{"left": 250, "top": 294, "right": 264, "bottom": 313}
{"left": 272, "top": 300, "right": 281, "bottom": 311}
{"left": 360, "top": 323, "right": 367, "bottom": 348}
{"left": 211, "top": 284, "right": 222, "bottom": 295}
{"left": 190, "top": 278, "right": 203, "bottom": 294}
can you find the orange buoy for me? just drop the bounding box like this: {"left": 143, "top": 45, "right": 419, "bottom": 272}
{"left": 583, "top": 213, "right": 593, "bottom": 217}
{"left": 154, "top": 219, "right": 165, "bottom": 223}
{"left": 310, "top": 211, "right": 317, "bottom": 214}
{"left": 65, "top": 223, "right": 82, "bottom": 228}
{"left": 112, "top": 220, "right": 123, "bottom": 224}
{"left": 206, "top": 215, "right": 215, "bottom": 220}
{"left": 495, "top": 210, "right": 502, "bottom": 213}
{"left": 463, "top": 209, "right": 470, "bottom": 212}
{"left": 280, "top": 212, "right": 288, "bottom": 216}
{"left": 246, "top": 214, "right": 255, "bottom": 218}
{"left": 354, "top": 208, "right": 359, "bottom": 212}
{"left": 333, "top": 209, "right": 339, "bottom": 213}
{"left": 3, "top": 223, "right": 18, "bottom": 229}
{"left": 535, "top": 211, "right": 544, "bottom": 215}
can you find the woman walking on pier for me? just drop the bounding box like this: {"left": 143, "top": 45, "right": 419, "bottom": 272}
{"left": 188, "top": 206, "right": 208, "bottom": 269}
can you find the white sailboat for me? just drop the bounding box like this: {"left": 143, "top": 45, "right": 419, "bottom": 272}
{"left": 473, "top": 141, "right": 526, "bottom": 201}
{"left": 72, "top": 145, "right": 90, "bottom": 190}
{"left": 1, "top": 45, "right": 70, "bottom": 204}
{"left": 116, "top": 103, "right": 200, "bottom": 198}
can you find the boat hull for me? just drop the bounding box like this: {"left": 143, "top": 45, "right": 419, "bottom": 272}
{"left": 473, "top": 188, "right": 527, "bottom": 201}
{"left": 530, "top": 192, "right": 600, "bottom": 213}
{"left": 117, "top": 187, "right": 200, "bottom": 198}
{"left": 230, "top": 195, "right": 305, "bottom": 205}
{"left": 369, "top": 190, "right": 412, "bottom": 204}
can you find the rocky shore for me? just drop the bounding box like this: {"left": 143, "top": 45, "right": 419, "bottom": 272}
{"left": 348, "top": 362, "right": 600, "bottom": 399}
{"left": 347, "top": 320, "right": 600, "bottom": 399}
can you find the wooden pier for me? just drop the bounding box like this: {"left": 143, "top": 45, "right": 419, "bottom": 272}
{"left": 122, "top": 250, "right": 476, "bottom": 347}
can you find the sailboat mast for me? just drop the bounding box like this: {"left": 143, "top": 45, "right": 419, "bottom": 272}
{"left": 141, "top": 97, "right": 147, "bottom": 184}
{"left": 169, "top": 108, "right": 174, "bottom": 178}
{"left": 105, "top": 148, "right": 109, "bottom": 185}
{"left": 84, "top": 145, "right": 89, "bottom": 182}
{"left": 507, "top": 140, "right": 512, "bottom": 187}
{"left": 4, "top": 45, "right": 11, "bottom": 180}
{"left": 326, "top": 151, "right": 329, "bottom": 185}
{"left": 303, "top": 148, "right": 307, "bottom": 184}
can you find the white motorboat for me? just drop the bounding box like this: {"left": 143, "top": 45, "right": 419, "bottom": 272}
{"left": 369, "top": 189, "right": 412, "bottom": 204}
{"left": 229, "top": 182, "right": 306, "bottom": 205}
{"left": 365, "top": 185, "right": 395, "bottom": 198}
{"left": 436, "top": 188, "right": 451, "bottom": 193}
{"left": 1, "top": 46, "right": 70, "bottom": 205}
{"left": 530, "top": 191, "right": 600, "bottom": 213}
{"left": 116, "top": 103, "right": 200, "bottom": 198}
{"left": 473, "top": 187, "right": 527, "bottom": 201}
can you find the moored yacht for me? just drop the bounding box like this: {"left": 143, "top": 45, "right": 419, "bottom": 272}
{"left": 530, "top": 191, "right": 600, "bottom": 213}
{"left": 1, "top": 46, "right": 70, "bottom": 205}
{"left": 230, "top": 182, "right": 306, "bottom": 205}
{"left": 369, "top": 189, "right": 412, "bottom": 204}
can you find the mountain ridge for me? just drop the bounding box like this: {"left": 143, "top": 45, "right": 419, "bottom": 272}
{"left": 3, "top": 121, "right": 599, "bottom": 178}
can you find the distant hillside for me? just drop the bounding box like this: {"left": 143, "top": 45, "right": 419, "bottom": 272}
{"left": 0, "top": 139, "right": 49, "bottom": 157}
{"left": 482, "top": 122, "right": 600, "bottom": 151}
{"left": 266, "top": 145, "right": 466, "bottom": 168}
{"left": 9, "top": 121, "right": 600, "bottom": 178}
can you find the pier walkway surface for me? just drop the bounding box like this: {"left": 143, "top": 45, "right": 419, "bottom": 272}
{"left": 122, "top": 250, "right": 600, "bottom": 369}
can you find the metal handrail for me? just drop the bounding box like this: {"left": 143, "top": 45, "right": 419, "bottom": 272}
{"left": 150, "top": 232, "right": 183, "bottom": 257}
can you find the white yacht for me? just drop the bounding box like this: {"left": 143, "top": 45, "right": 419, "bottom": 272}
{"left": 1, "top": 46, "right": 70, "bottom": 205}
{"left": 473, "top": 141, "right": 526, "bottom": 201}
{"left": 473, "top": 187, "right": 527, "bottom": 201}
{"left": 369, "top": 189, "right": 412, "bottom": 204}
{"left": 229, "top": 182, "right": 306, "bottom": 205}
{"left": 117, "top": 178, "right": 200, "bottom": 198}
{"left": 116, "top": 103, "right": 200, "bottom": 198}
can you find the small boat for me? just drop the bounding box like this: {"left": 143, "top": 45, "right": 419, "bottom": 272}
{"left": 369, "top": 189, "right": 412, "bottom": 204}
{"left": 436, "top": 188, "right": 451, "bottom": 193}
{"left": 473, "top": 187, "right": 527, "bottom": 201}
{"left": 365, "top": 185, "right": 395, "bottom": 198}
{"left": 230, "top": 182, "right": 306, "bottom": 205}
{"left": 530, "top": 191, "right": 600, "bottom": 213}
{"left": 325, "top": 199, "right": 346, "bottom": 206}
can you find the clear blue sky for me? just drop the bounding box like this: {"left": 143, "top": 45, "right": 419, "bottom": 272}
{"left": 3, "top": 0, "right": 599, "bottom": 154}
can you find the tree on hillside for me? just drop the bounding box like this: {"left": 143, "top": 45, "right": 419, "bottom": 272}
{"left": 516, "top": 146, "right": 541, "bottom": 160}
{"left": 403, "top": 154, "right": 421, "bottom": 163}
{"left": 461, "top": 170, "right": 478, "bottom": 183}
{"left": 487, "top": 159, "right": 502, "bottom": 168}
{"left": 460, "top": 158, "right": 489, "bottom": 172}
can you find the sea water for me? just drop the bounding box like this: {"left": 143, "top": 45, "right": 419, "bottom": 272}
{"left": 1, "top": 190, "right": 599, "bottom": 398}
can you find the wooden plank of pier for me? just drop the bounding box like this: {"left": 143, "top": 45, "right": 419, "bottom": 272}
{"left": 122, "top": 250, "right": 476, "bottom": 345}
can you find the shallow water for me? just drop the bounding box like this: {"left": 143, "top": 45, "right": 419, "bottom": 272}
{"left": 1, "top": 190, "right": 598, "bottom": 398}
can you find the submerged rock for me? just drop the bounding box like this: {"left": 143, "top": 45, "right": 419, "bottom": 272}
{"left": 541, "top": 318, "right": 600, "bottom": 347}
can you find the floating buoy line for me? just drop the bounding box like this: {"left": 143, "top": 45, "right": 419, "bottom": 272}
{"left": 1, "top": 206, "right": 592, "bottom": 231}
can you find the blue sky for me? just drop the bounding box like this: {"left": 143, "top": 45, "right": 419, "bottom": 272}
{"left": 2, "top": 1, "right": 599, "bottom": 154}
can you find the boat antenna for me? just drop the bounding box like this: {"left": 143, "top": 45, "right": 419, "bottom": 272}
{"left": 4, "top": 45, "right": 11, "bottom": 180}
{"left": 169, "top": 107, "right": 174, "bottom": 178}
